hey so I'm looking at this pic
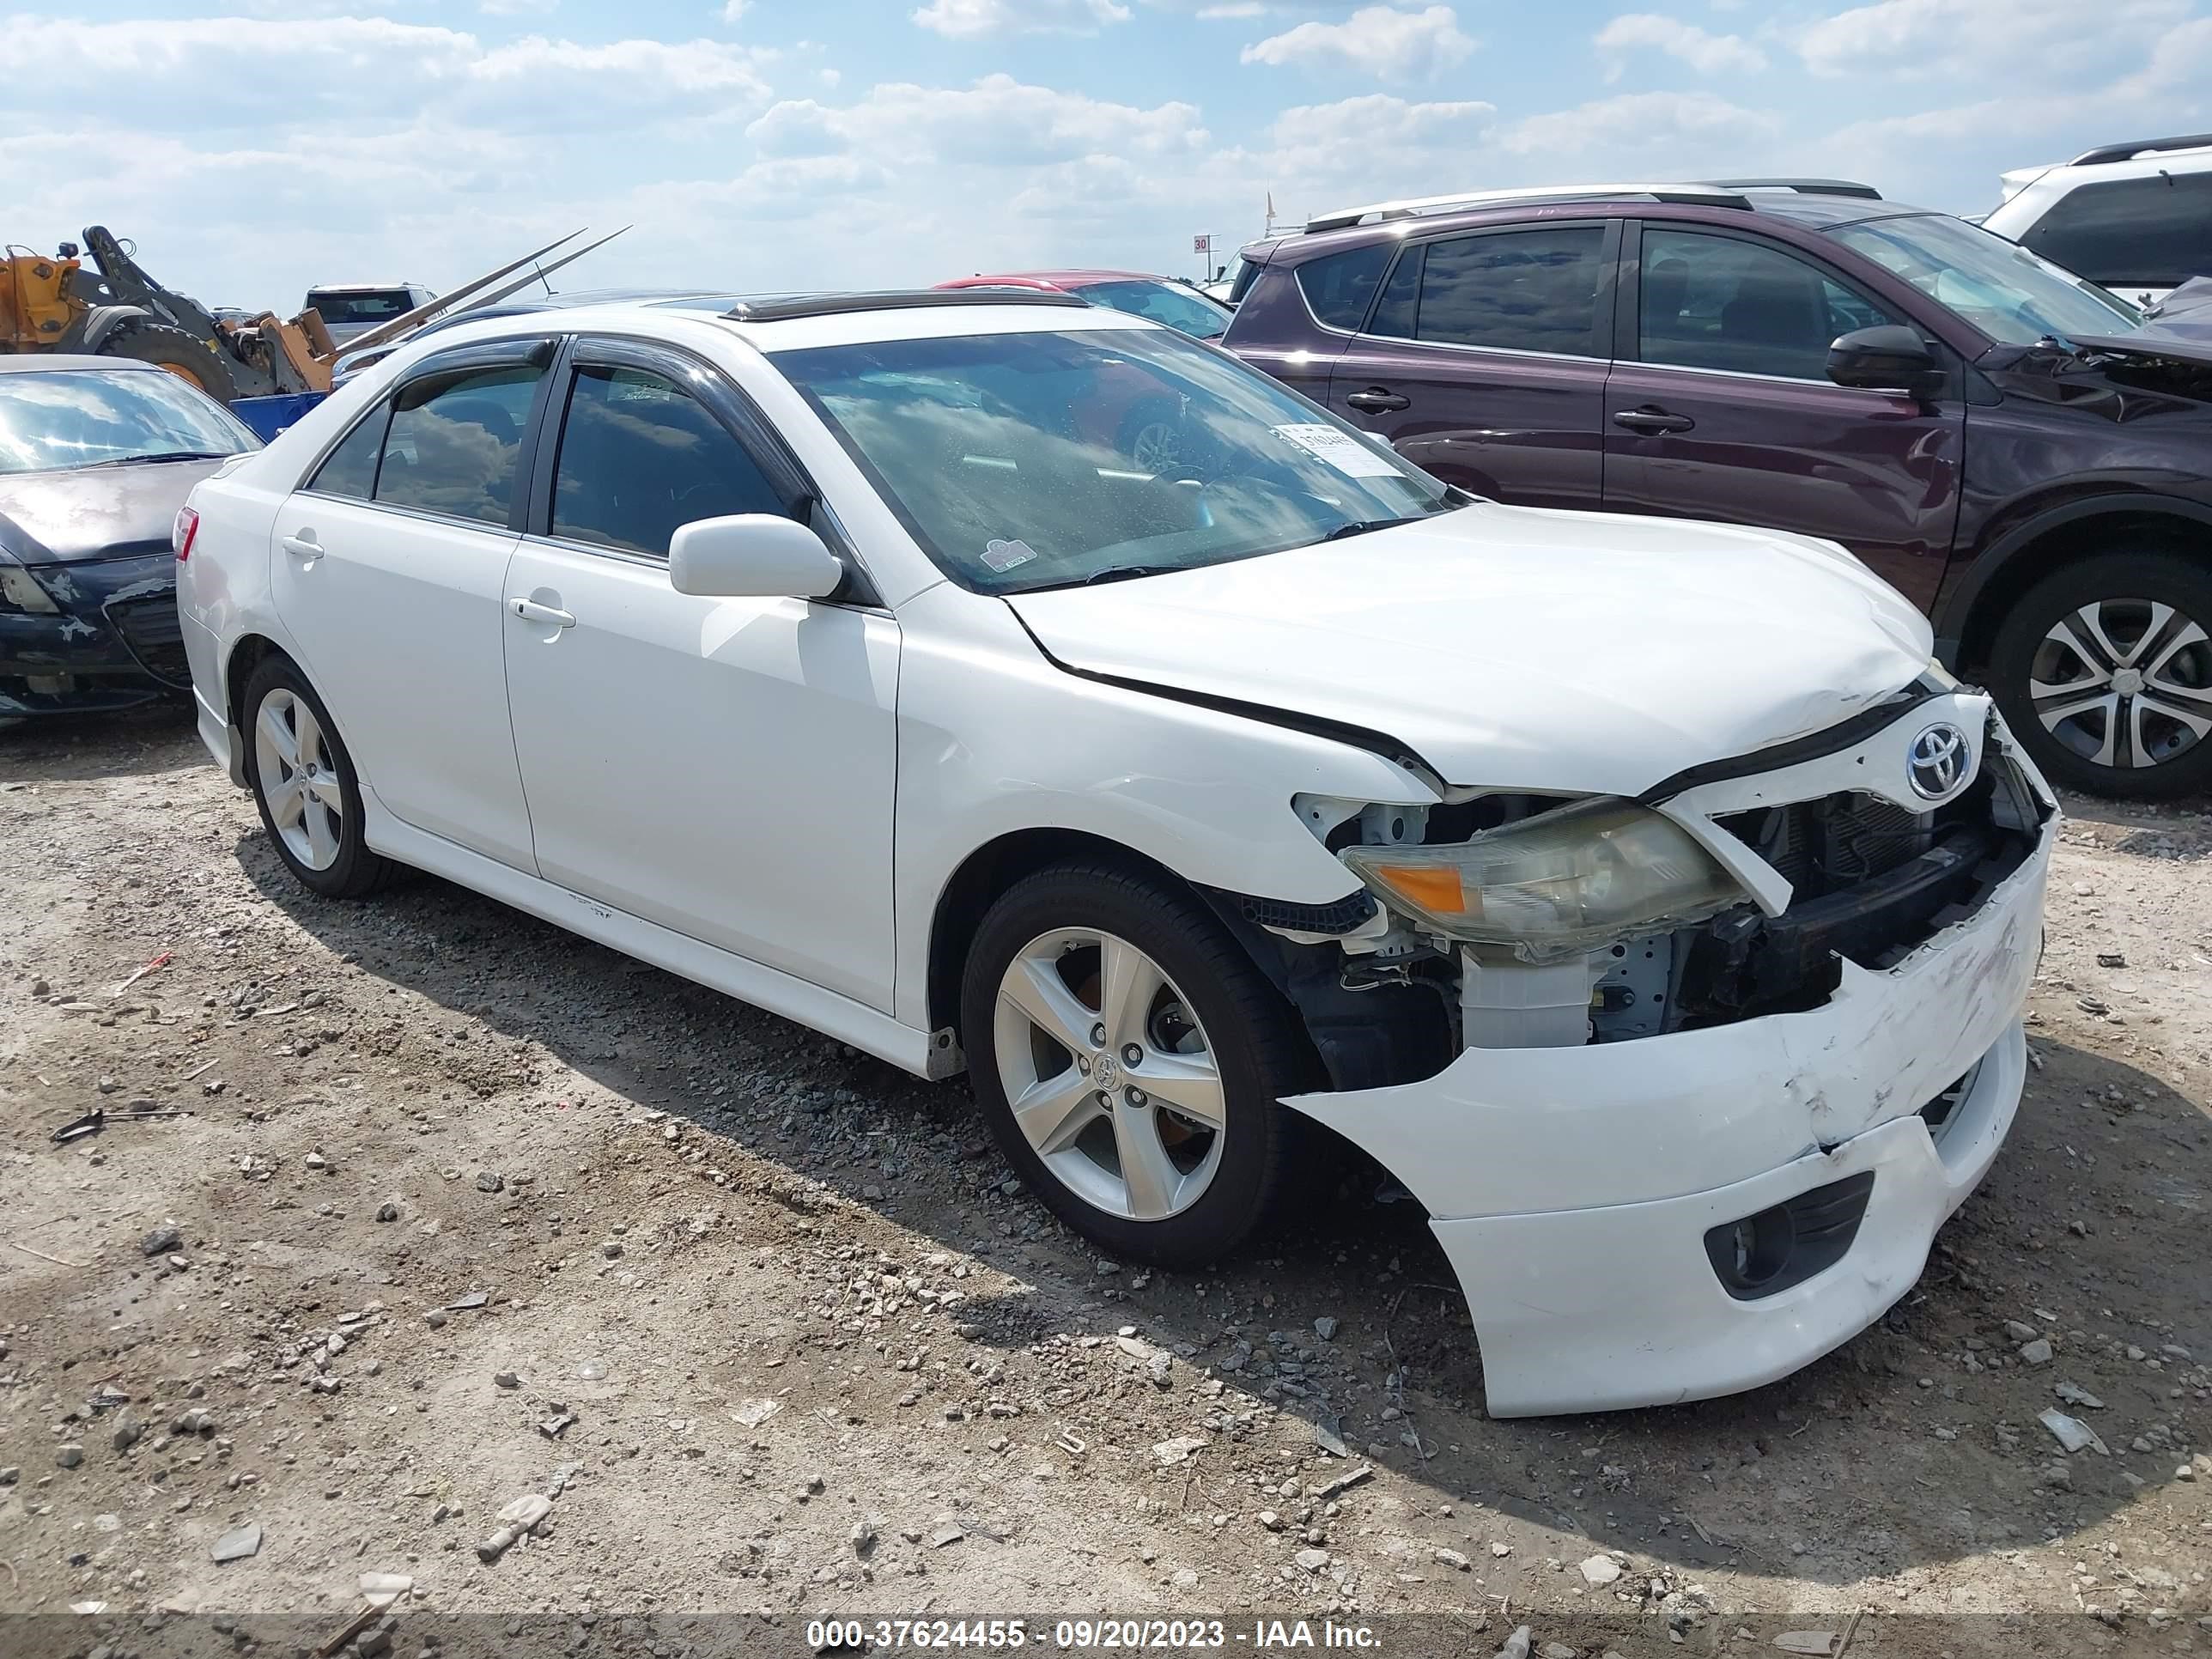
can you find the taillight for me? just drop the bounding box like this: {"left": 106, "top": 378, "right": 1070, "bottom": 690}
{"left": 173, "top": 505, "right": 199, "bottom": 563}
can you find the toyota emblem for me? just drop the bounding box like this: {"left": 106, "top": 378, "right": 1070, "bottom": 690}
{"left": 1906, "top": 721, "right": 1970, "bottom": 800}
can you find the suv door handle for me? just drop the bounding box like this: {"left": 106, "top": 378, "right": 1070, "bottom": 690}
{"left": 510, "top": 597, "right": 575, "bottom": 629}
{"left": 1612, "top": 406, "right": 1694, "bottom": 434}
{"left": 1346, "top": 387, "right": 1411, "bottom": 413}
{"left": 280, "top": 532, "right": 322, "bottom": 558}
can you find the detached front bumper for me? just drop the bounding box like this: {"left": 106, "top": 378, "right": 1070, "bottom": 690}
{"left": 1284, "top": 724, "right": 2055, "bottom": 1419}
{"left": 0, "top": 552, "right": 185, "bottom": 717}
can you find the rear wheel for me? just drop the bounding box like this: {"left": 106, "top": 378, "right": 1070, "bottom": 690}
{"left": 960, "top": 860, "right": 1312, "bottom": 1267}
{"left": 1988, "top": 550, "right": 2212, "bottom": 799}
{"left": 240, "top": 655, "right": 392, "bottom": 898}
{"left": 99, "top": 321, "right": 236, "bottom": 403}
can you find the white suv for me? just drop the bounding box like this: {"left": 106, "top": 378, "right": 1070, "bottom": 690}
{"left": 1984, "top": 132, "right": 2212, "bottom": 310}
{"left": 175, "top": 290, "right": 2057, "bottom": 1417}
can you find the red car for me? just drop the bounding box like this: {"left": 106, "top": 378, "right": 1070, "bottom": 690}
{"left": 933, "top": 271, "right": 1233, "bottom": 469}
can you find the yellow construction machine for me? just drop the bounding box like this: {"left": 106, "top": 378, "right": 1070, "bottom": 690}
{"left": 3, "top": 226, "right": 335, "bottom": 403}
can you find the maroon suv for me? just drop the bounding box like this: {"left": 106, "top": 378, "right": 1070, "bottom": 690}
{"left": 1220, "top": 181, "right": 2212, "bottom": 799}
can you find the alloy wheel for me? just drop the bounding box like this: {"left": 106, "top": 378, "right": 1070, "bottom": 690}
{"left": 2027, "top": 596, "right": 2212, "bottom": 771}
{"left": 1128, "top": 420, "right": 1182, "bottom": 472}
{"left": 992, "top": 927, "right": 1226, "bottom": 1222}
{"left": 254, "top": 688, "right": 345, "bottom": 871}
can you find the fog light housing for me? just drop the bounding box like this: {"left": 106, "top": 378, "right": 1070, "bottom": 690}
{"left": 1705, "top": 1171, "right": 1875, "bottom": 1301}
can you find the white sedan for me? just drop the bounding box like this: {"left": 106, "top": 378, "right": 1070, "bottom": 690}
{"left": 175, "top": 289, "right": 2056, "bottom": 1416}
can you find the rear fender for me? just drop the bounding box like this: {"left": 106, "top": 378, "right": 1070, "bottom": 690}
{"left": 74, "top": 304, "right": 155, "bottom": 353}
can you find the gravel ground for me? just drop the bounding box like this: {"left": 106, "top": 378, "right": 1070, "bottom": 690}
{"left": 1, "top": 705, "right": 2208, "bottom": 1659}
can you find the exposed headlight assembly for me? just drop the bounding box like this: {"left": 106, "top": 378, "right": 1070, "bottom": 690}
{"left": 0, "top": 559, "right": 61, "bottom": 615}
{"left": 1340, "top": 797, "right": 1747, "bottom": 960}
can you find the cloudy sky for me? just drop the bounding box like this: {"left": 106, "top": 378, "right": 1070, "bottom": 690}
{"left": 8, "top": 0, "right": 2210, "bottom": 311}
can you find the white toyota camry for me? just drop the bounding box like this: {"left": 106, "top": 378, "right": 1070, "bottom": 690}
{"left": 176, "top": 289, "right": 2056, "bottom": 1417}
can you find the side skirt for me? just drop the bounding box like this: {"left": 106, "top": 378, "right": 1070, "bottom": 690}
{"left": 364, "top": 799, "right": 950, "bottom": 1081}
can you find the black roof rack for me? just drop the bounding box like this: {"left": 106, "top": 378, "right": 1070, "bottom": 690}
{"left": 724, "top": 289, "right": 1089, "bottom": 323}
{"left": 2069, "top": 133, "right": 2212, "bottom": 166}
{"left": 1701, "top": 178, "right": 1882, "bottom": 200}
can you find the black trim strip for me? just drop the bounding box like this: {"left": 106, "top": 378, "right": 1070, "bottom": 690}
{"left": 1006, "top": 609, "right": 1443, "bottom": 784}
{"left": 1637, "top": 680, "right": 1945, "bottom": 805}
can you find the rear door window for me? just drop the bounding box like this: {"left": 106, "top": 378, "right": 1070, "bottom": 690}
{"left": 374, "top": 362, "right": 544, "bottom": 526}
{"left": 1294, "top": 245, "right": 1391, "bottom": 331}
{"left": 1407, "top": 226, "right": 1608, "bottom": 356}
{"left": 550, "top": 362, "right": 787, "bottom": 558}
{"left": 1637, "top": 228, "right": 1901, "bottom": 380}
{"left": 2019, "top": 172, "right": 2212, "bottom": 289}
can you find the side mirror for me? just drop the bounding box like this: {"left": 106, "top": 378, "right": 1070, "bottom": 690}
{"left": 669, "top": 514, "right": 843, "bottom": 600}
{"left": 1826, "top": 325, "right": 1947, "bottom": 400}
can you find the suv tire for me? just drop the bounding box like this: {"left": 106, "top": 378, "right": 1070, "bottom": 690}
{"left": 960, "top": 860, "right": 1312, "bottom": 1267}
{"left": 1988, "top": 550, "right": 2212, "bottom": 799}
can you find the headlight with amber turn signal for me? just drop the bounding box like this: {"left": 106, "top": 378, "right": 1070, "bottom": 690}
{"left": 1340, "top": 798, "right": 1749, "bottom": 959}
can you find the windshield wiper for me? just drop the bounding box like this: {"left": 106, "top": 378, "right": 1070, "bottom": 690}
{"left": 1322, "top": 519, "right": 1402, "bottom": 542}
{"left": 1077, "top": 564, "right": 1176, "bottom": 587}
{"left": 78, "top": 450, "right": 232, "bottom": 469}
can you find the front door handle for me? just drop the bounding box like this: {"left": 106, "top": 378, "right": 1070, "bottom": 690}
{"left": 1346, "top": 387, "right": 1411, "bottom": 413}
{"left": 510, "top": 597, "right": 575, "bottom": 629}
{"left": 280, "top": 532, "right": 322, "bottom": 559}
{"left": 1612, "top": 406, "right": 1694, "bottom": 434}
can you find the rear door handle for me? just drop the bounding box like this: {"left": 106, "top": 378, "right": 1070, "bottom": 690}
{"left": 280, "top": 532, "right": 322, "bottom": 558}
{"left": 1612, "top": 406, "right": 1694, "bottom": 434}
{"left": 1346, "top": 387, "right": 1411, "bottom": 413}
{"left": 510, "top": 597, "right": 575, "bottom": 629}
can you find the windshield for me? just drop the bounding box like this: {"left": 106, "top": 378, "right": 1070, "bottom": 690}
{"left": 773, "top": 325, "right": 1458, "bottom": 593}
{"left": 1073, "top": 279, "right": 1231, "bottom": 339}
{"left": 307, "top": 289, "right": 418, "bottom": 325}
{"left": 1827, "top": 212, "right": 2141, "bottom": 346}
{"left": 0, "top": 368, "right": 256, "bottom": 475}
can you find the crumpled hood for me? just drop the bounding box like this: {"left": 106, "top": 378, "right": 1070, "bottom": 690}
{"left": 2069, "top": 274, "right": 2212, "bottom": 366}
{"left": 0, "top": 457, "right": 226, "bottom": 566}
{"left": 1005, "top": 501, "right": 1933, "bottom": 798}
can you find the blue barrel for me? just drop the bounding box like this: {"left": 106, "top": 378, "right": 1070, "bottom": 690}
{"left": 231, "top": 392, "right": 327, "bottom": 442}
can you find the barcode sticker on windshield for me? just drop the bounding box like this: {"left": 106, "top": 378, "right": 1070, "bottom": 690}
{"left": 981, "top": 538, "right": 1038, "bottom": 572}
{"left": 1273, "top": 423, "right": 1399, "bottom": 477}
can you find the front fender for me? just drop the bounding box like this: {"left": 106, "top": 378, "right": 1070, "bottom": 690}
{"left": 890, "top": 584, "right": 1434, "bottom": 1032}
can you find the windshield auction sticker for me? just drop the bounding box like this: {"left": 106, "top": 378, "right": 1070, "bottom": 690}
{"left": 1270, "top": 423, "right": 1400, "bottom": 477}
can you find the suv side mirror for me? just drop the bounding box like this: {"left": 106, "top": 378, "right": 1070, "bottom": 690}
{"left": 669, "top": 514, "right": 844, "bottom": 600}
{"left": 1827, "top": 325, "right": 1947, "bottom": 400}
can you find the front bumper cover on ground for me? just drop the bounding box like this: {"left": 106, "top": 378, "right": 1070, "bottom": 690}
{"left": 1283, "top": 713, "right": 2055, "bottom": 1419}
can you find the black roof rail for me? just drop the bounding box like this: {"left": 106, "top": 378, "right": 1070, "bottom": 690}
{"left": 2069, "top": 133, "right": 2212, "bottom": 167}
{"left": 1701, "top": 177, "right": 1883, "bottom": 200}
{"left": 725, "top": 289, "right": 1090, "bottom": 322}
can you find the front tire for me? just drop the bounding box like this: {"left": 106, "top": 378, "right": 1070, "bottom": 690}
{"left": 1988, "top": 550, "right": 2212, "bottom": 799}
{"left": 99, "top": 321, "right": 237, "bottom": 404}
{"left": 960, "top": 860, "right": 1312, "bottom": 1267}
{"left": 240, "top": 655, "right": 392, "bottom": 897}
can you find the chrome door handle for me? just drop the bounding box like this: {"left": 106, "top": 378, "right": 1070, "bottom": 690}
{"left": 1346, "top": 387, "right": 1411, "bottom": 413}
{"left": 510, "top": 597, "right": 575, "bottom": 629}
{"left": 280, "top": 532, "right": 322, "bottom": 558}
{"left": 1612, "top": 407, "right": 1694, "bottom": 434}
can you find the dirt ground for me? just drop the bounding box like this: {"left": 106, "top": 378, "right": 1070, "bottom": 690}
{"left": 1, "top": 704, "right": 2207, "bottom": 1659}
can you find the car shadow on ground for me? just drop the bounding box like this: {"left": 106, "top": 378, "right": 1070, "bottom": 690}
{"left": 0, "top": 701, "right": 210, "bottom": 782}
{"left": 229, "top": 811, "right": 2212, "bottom": 1593}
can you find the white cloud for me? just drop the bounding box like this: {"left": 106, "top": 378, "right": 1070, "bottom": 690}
{"left": 1595, "top": 13, "right": 1766, "bottom": 80}
{"left": 910, "top": 0, "right": 1132, "bottom": 38}
{"left": 721, "top": 0, "right": 749, "bottom": 17}
{"left": 1496, "top": 89, "right": 1778, "bottom": 160}
{"left": 1796, "top": 0, "right": 2186, "bottom": 79}
{"left": 479, "top": 0, "right": 557, "bottom": 14}
{"left": 1196, "top": 2, "right": 1265, "bottom": 15}
{"left": 1241, "top": 4, "right": 1474, "bottom": 80}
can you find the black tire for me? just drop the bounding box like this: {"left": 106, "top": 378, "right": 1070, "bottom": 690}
{"left": 99, "top": 321, "right": 237, "bottom": 404}
{"left": 960, "top": 860, "right": 1315, "bottom": 1267}
{"left": 240, "top": 654, "right": 393, "bottom": 898}
{"left": 1987, "top": 550, "right": 2212, "bottom": 800}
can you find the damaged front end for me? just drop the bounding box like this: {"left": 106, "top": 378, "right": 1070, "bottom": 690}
{"left": 1224, "top": 684, "right": 2057, "bottom": 1417}
{"left": 0, "top": 550, "right": 187, "bottom": 718}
